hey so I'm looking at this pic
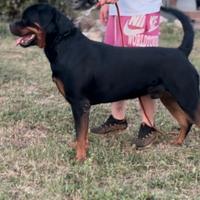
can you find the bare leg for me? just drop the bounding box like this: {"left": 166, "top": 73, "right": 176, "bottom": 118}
{"left": 111, "top": 100, "right": 127, "bottom": 120}
{"left": 139, "top": 95, "right": 155, "bottom": 126}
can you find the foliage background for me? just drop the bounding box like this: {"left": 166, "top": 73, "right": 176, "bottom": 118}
{"left": 0, "top": 0, "right": 74, "bottom": 21}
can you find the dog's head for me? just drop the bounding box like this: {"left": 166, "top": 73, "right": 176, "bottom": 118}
{"left": 10, "top": 3, "right": 75, "bottom": 48}
{"left": 72, "top": 0, "right": 97, "bottom": 9}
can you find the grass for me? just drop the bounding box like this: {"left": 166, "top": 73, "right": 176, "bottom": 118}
{"left": 0, "top": 22, "right": 200, "bottom": 200}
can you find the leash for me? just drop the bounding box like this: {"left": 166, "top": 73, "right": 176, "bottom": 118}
{"left": 114, "top": 3, "right": 124, "bottom": 46}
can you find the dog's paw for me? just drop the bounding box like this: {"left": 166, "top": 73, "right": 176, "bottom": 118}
{"left": 170, "top": 139, "right": 183, "bottom": 146}
{"left": 76, "top": 154, "right": 87, "bottom": 162}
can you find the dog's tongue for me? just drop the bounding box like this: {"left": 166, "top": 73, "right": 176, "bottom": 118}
{"left": 16, "top": 35, "right": 34, "bottom": 46}
{"left": 16, "top": 37, "right": 23, "bottom": 46}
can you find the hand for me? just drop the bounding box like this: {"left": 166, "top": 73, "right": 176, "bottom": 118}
{"left": 99, "top": 4, "right": 109, "bottom": 24}
{"left": 98, "top": 0, "right": 118, "bottom": 6}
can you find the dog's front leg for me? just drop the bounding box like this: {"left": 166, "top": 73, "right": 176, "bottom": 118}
{"left": 71, "top": 100, "right": 90, "bottom": 161}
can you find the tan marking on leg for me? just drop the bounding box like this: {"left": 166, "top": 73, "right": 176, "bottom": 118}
{"left": 52, "top": 77, "right": 65, "bottom": 97}
{"left": 76, "top": 112, "right": 89, "bottom": 161}
{"left": 160, "top": 92, "right": 192, "bottom": 145}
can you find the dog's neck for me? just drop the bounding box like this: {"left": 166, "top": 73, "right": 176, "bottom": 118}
{"left": 45, "top": 27, "right": 77, "bottom": 49}
{"left": 44, "top": 28, "right": 81, "bottom": 64}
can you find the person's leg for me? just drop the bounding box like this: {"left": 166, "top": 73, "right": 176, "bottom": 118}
{"left": 111, "top": 101, "right": 127, "bottom": 120}
{"left": 91, "top": 16, "right": 128, "bottom": 134}
{"left": 132, "top": 95, "right": 157, "bottom": 148}
{"left": 140, "top": 95, "right": 155, "bottom": 127}
{"left": 109, "top": 15, "right": 133, "bottom": 123}
{"left": 132, "top": 12, "right": 160, "bottom": 147}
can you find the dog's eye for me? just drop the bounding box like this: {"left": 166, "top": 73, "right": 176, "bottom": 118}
{"left": 22, "top": 19, "right": 33, "bottom": 26}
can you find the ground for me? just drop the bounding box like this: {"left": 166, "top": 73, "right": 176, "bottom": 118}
{"left": 0, "top": 22, "right": 200, "bottom": 200}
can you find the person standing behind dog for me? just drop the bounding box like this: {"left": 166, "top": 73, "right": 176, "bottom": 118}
{"left": 91, "top": 0, "right": 162, "bottom": 148}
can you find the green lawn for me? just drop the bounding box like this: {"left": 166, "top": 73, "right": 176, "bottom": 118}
{"left": 0, "top": 23, "right": 200, "bottom": 200}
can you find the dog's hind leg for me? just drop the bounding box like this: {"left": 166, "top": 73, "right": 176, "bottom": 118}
{"left": 160, "top": 92, "right": 193, "bottom": 145}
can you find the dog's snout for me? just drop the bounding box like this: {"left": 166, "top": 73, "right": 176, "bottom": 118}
{"left": 9, "top": 22, "right": 20, "bottom": 35}
{"left": 9, "top": 21, "right": 25, "bottom": 36}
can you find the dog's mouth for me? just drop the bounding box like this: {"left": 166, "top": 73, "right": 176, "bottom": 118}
{"left": 10, "top": 22, "right": 46, "bottom": 48}
{"left": 16, "top": 33, "right": 36, "bottom": 47}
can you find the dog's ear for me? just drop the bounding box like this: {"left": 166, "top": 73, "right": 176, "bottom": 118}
{"left": 36, "top": 6, "right": 56, "bottom": 33}
{"left": 54, "top": 11, "right": 75, "bottom": 35}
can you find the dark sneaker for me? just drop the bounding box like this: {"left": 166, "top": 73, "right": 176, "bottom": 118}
{"left": 133, "top": 123, "right": 157, "bottom": 148}
{"left": 91, "top": 115, "right": 128, "bottom": 134}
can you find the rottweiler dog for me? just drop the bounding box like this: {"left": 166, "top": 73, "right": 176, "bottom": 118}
{"left": 10, "top": 4, "right": 200, "bottom": 161}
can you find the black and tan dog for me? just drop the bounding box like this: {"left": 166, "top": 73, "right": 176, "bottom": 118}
{"left": 10, "top": 4, "right": 200, "bottom": 161}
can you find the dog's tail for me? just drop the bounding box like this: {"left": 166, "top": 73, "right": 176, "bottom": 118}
{"left": 161, "top": 6, "right": 194, "bottom": 57}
